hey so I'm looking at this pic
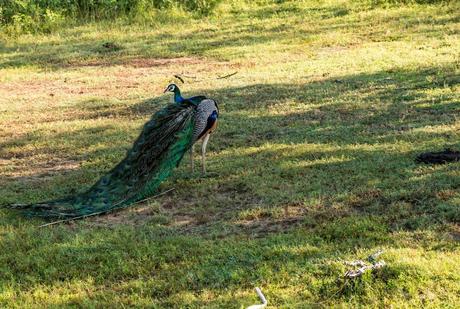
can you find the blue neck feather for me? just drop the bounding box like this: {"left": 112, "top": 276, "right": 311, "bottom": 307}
{"left": 174, "top": 89, "right": 184, "bottom": 103}
{"left": 172, "top": 87, "right": 205, "bottom": 105}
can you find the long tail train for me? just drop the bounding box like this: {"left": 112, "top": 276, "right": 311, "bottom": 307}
{"left": 9, "top": 102, "right": 196, "bottom": 219}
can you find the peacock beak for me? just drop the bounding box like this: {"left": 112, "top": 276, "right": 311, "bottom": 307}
{"left": 163, "top": 87, "right": 168, "bottom": 93}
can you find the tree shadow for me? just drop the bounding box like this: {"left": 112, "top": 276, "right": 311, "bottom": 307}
{"left": 1, "top": 59, "right": 459, "bottom": 307}
{"left": 0, "top": 218, "right": 390, "bottom": 305}
{"left": 1, "top": 63, "right": 457, "bottom": 233}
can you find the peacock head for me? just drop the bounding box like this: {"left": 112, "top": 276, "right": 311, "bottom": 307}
{"left": 164, "top": 83, "right": 179, "bottom": 94}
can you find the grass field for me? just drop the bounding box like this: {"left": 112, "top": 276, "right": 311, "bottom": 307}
{"left": 1, "top": 0, "right": 459, "bottom": 307}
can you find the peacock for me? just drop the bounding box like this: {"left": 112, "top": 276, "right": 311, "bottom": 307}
{"left": 10, "top": 84, "right": 219, "bottom": 219}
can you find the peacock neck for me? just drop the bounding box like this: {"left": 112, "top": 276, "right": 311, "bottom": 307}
{"left": 174, "top": 89, "right": 184, "bottom": 103}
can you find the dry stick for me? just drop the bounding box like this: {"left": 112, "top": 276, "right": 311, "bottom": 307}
{"left": 38, "top": 188, "right": 175, "bottom": 228}
{"left": 173, "top": 71, "right": 238, "bottom": 83}
{"left": 217, "top": 71, "right": 238, "bottom": 79}
{"left": 174, "top": 75, "right": 185, "bottom": 83}
{"left": 174, "top": 74, "right": 197, "bottom": 81}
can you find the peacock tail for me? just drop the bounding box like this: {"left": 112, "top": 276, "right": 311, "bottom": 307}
{"left": 14, "top": 102, "right": 197, "bottom": 218}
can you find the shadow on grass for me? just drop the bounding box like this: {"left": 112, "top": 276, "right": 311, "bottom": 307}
{"left": 0, "top": 210, "right": 452, "bottom": 307}
{"left": 1, "top": 64, "right": 458, "bottom": 234}
{"left": 0, "top": 218, "right": 387, "bottom": 303}
{"left": 0, "top": 63, "right": 459, "bottom": 307}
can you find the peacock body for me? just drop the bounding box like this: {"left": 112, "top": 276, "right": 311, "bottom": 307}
{"left": 14, "top": 84, "right": 218, "bottom": 218}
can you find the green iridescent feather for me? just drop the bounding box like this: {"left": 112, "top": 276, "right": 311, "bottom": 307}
{"left": 13, "top": 102, "right": 196, "bottom": 218}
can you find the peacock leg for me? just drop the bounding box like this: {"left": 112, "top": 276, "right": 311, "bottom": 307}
{"left": 190, "top": 143, "right": 195, "bottom": 173}
{"left": 201, "top": 133, "right": 210, "bottom": 175}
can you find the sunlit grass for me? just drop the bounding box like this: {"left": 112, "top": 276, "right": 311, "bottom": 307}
{"left": 1, "top": 0, "right": 459, "bottom": 307}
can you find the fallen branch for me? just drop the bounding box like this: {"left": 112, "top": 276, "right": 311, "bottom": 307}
{"left": 38, "top": 188, "right": 175, "bottom": 228}
{"left": 246, "top": 287, "right": 267, "bottom": 309}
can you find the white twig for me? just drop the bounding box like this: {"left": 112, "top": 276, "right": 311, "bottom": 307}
{"left": 246, "top": 287, "right": 267, "bottom": 309}
{"left": 344, "top": 250, "right": 386, "bottom": 279}
{"left": 345, "top": 260, "right": 367, "bottom": 267}
{"left": 344, "top": 261, "right": 386, "bottom": 278}
{"left": 368, "top": 249, "right": 384, "bottom": 262}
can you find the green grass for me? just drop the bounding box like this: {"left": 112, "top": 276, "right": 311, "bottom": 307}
{"left": 1, "top": 0, "right": 459, "bottom": 307}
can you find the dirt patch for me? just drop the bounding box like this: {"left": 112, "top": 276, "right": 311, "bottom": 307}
{"left": 449, "top": 225, "right": 460, "bottom": 242}
{"left": 0, "top": 56, "right": 237, "bottom": 106}
{"left": 88, "top": 205, "right": 157, "bottom": 227}
{"left": 451, "top": 232, "right": 460, "bottom": 242}
{"left": 67, "top": 56, "right": 219, "bottom": 69}
{"left": 126, "top": 57, "right": 207, "bottom": 68}
{"left": 236, "top": 217, "right": 304, "bottom": 236}
{"left": 317, "top": 46, "right": 351, "bottom": 56}
{"left": 348, "top": 189, "right": 383, "bottom": 209}
{"left": 231, "top": 203, "right": 307, "bottom": 236}
{"left": 0, "top": 158, "right": 81, "bottom": 180}
{"left": 84, "top": 193, "right": 199, "bottom": 228}
{"left": 171, "top": 214, "right": 196, "bottom": 227}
